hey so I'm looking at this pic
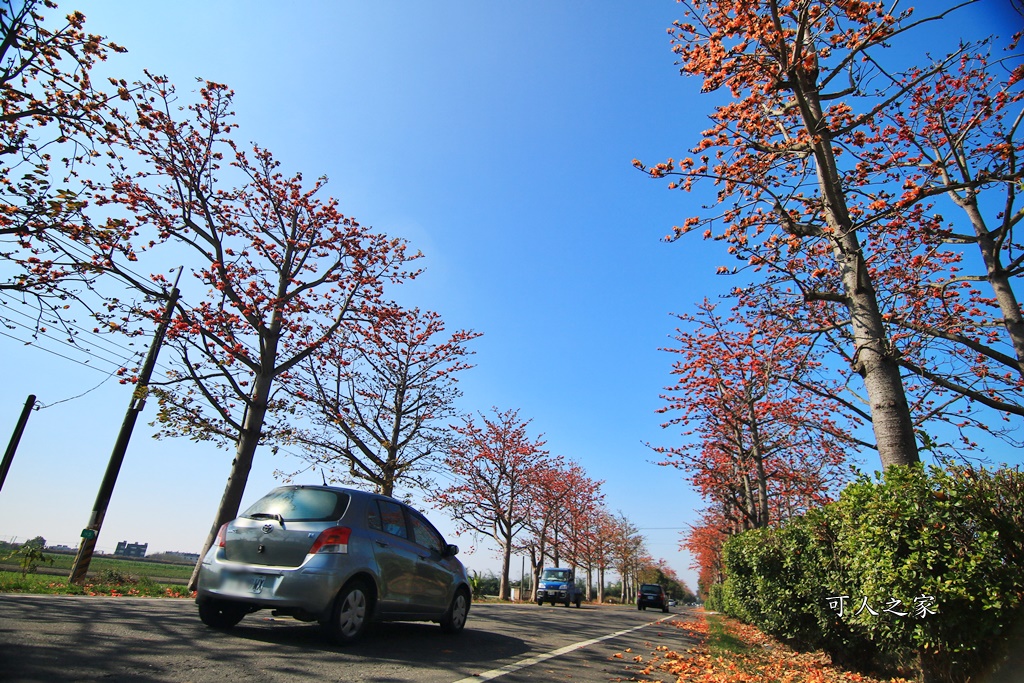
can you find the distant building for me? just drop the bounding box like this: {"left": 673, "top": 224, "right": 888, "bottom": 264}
{"left": 166, "top": 551, "right": 200, "bottom": 564}
{"left": 114, "top": 541, "right": 148, "bottom": 558}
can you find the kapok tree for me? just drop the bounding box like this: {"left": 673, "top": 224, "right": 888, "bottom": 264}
{"left": 655, "top": 299, "right": 852, "bottom": 530}
{"left": 607, "top": 512, "right": 648, "bottom": 604}
{"left": 514, "top": 455, "right": 571, "bottom": 600}
{"left": 639, "top": 559, "right": 694, "bottom": 603}
{"left": 557, "top": 466, "right": 605, "bottom": 599}
{"left": 514, "top": 459, "right": 603, "bottom": 599}
{"left": 0, "top": 0, "right": 130, "bottom": 325}
{"left": 583, "top": 508, "right": 617, "bottom": 603}
{"left": 433, "top": 407, "right": 548, "bottom": 601}
{"left": 683, "top": 508, "right": 730, "bottom": 601}
{"left": 96, "top": 75, "right": 420, "bottom": 588}
{"left": 859, "top": 47, "right": 1024, "bottom": 426}
{"left": 282, "top": 306, "right": 481, "bottom": 497}
{"left": 743, "top": 24, "right": 1024, "bottom": 439}
{"left": 635, "top": 1, "right": 1016, "bottom": 469}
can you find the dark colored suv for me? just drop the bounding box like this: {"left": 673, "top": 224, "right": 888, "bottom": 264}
{"left": 195, "top": 485, "right": 470, "bottom": 643}
{"left": 638, "top": 583, "right": 669, "bottom": 612}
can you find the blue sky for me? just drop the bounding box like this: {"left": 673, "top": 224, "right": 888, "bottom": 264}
{"left": 1, "top": 1, "right": 1021, "bottom": 593}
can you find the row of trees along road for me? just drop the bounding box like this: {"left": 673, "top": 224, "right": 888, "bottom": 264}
{"left": 0, "top": 0, "right": 481, "bottom": 589}
{"left": 639, "top": 0, "right": 1024, "bottom": 599}
{"left": 2, "top": 1, "right": 680, "bottom": 598}
{"left": 432, "top": 407, "right": 681, "bottom": 603}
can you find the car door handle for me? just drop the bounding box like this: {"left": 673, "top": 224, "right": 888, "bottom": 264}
{"left": 418, "top": 554, "right": 430, "bottom": 561}
{"left": 376, "top": 541, "right": 389, "bottom": 548}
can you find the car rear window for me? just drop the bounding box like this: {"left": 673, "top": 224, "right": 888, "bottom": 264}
{"left": 641, "top": 584, "right": 662, "bottom": 594}
{"left": 242, "top": 488, "right": 350, "bottom": 522}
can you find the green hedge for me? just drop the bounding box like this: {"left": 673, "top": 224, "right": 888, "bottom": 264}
{"left": 715, "top": 464, "right": 1024, "bottom": 682}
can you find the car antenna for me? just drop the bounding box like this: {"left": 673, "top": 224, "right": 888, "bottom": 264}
{"left": 321, "top": 468, "right": 327, "bottom": 486}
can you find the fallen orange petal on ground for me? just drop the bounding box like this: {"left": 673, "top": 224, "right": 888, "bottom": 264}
{"left": 638, "top": 612, "right": 916, "bottom": 683}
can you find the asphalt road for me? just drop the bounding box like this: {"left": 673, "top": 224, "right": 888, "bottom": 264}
{"left": 0, "top": 595, "right": 701, "bottom": 683}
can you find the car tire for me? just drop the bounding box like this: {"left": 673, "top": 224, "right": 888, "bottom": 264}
{"left": 637, "top": 604, "right": 643, "bottom": 611}
{"left": 198, "top": 599, "right": 248, "bottom": 629}
{"left": 440, "top": 588, "right": 470, "bottom": 634}
{"left": 326, "top": 579, "right": 371, "bottom": 645}
{"left": 575, "top": 597, "right": 582, "bottom": 608}
{"left": 536, "top": 600, "right": 543, "bottom": 606}
{"left": 662, "top": 605, "right": 669, "bottom": 613}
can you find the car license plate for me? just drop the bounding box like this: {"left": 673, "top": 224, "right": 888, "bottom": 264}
{"left": 223, "top": 572, "right": 268, "bottom": 595}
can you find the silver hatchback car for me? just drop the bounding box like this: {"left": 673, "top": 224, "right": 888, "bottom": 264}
{"left": 195, "top": 485, "right": 470, "bottom": 643}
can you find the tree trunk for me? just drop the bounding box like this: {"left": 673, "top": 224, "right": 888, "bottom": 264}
{"left": 499, "top": 537, "right": 512, "bottom": 601}
{"left": 528, "top": 548, "right": 541, "bottom": 601}
{"left": 746, "top": 397, "right": 770, "bottom": 527}
{"left": 188, "top": 370, "right": 274, "bottom": 591}
{"left": 835, "top": 232, "right": 920, "bottom": 468}
{"left": 961, "top": 198, "right": 1024, "bottom": 374}
{"left": 794, "top": 66, "right": 920, "bottom": 469}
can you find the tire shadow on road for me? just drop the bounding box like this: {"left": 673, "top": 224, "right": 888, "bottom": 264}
{"left": 222, "top": 617, "right": 530, "bottom": 665}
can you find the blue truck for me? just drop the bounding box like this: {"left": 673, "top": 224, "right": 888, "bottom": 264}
{"left": 535, "top": 567, "right": 582, "bottom": 607}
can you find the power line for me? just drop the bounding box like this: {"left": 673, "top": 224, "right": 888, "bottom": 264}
{"left": 0, "top": 311, "right": 137, "bottom": 372}
{"left": 0, "top": 293, "right": 149, "bottom": 358}
{"left": 0, "top": 328, "right": 115, "bottom": 375}
{"left": 46, "top": 231, "right": 165, "bottom": 296}
{"left": 0, "top": 314, "right": 161, "bottom": 408}
{"left": 42, "top": 371, "right": 119, "bottom": 408}
{"left": 0, "top": 295, "right": 178, "bottom": 377}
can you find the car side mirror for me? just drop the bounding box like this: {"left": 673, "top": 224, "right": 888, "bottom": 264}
{"left": 444, "top": 543, "right": 459, "bottom": 557}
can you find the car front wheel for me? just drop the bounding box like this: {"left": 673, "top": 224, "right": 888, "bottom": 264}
{"left": 440, "top": 588, "right": 470, "bottom": 633}
{"left": 326, "top": 580, "right": 371, "bottom": 645}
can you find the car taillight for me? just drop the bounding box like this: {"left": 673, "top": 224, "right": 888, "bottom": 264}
{"left": 215, "top": 523, "right": 229, "bottom": 548}
{"left": 308, "top": 526, "right": 351, "bottom": 554}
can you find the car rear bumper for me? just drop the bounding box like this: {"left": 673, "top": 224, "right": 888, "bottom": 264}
{"left": 196, "top": 547, "right": 352, "bottom": 615}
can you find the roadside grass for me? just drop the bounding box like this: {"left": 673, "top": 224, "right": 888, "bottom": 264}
{"left": 609, "top": 611, "right": 913, "bottom": 683}
{"left": 0, "top": 570, "right": 194, "bottom": 598}
{"left": 705, "top": 611, "right": 753, "bottom": 658}
{"left": 3, "top": 553, "right": 194, "bottom": 581}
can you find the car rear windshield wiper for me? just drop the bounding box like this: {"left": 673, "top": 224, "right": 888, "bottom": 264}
{"left": 247, "top": 512, "right": 286, "bottom": 527}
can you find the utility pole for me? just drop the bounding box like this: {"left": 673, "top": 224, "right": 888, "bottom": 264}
{"left": 0, "top": 395, "right": 36, "bottom": 494}
{"left": 69, "top": 281, "right": 180, "bottom": 584}
{"left": 520, "top": 555, "right": 525, "bottom": 602}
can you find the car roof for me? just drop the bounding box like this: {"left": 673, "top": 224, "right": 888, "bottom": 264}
{"left": 269, "top": 484, "right": 402, "bottom": 503}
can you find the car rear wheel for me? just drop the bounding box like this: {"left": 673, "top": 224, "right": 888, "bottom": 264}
{"left": 326, "top": 580, "right": 371, "bottom": 645}
{"left": 198, "top": 599, "right": 248, "bottom": 629}
{"left": 440, "top": 588, "right": 470, "bottom": 633}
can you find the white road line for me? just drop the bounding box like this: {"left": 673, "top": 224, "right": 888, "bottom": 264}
{"left": 451, "top": 614, "right": 675, "bottom": 683}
